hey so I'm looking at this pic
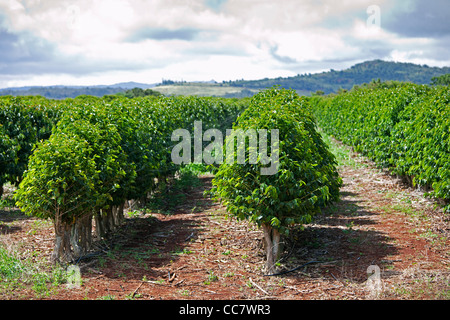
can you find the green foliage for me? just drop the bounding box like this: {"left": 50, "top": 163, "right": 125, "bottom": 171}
{"left": 14, "top": 129, "right": 102, "bottom": 221}
{"left": 0, "top": 244, "right": 67, "bottom": 297}
{"left": 227, "top": 60, "right": 450, "bottom": 94}
{"left": 211, "top": 88, "right": 341, "bottom": 235}
{"left": 12, "top": 94, "right": 246, "bottom": 224}
{"left": 392, "top": 87, "right": 450, "bottom": 204}
{"left": 122, "top": 87, "right": 163, "bottom": 98}
{"left": 0, "top": 87, "right": 127, "bottom": 99}
{"left": 2, "top": 93, "right": 247, "bottom": 262}
{"left": 145, "top": 165, "right": 204, "bottom": 215}
{"left": 311, "top": 83, "right": 450, "bottom": 211}
{"left": 431, "top": 74, "right": 450, "bottom": 86}
{"left": 0, "top": 96, "right": 61, "bottom": 188}
{"left": 0, "top": 245, "right": 23, "bottom": 279}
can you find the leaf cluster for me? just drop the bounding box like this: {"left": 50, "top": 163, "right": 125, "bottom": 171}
{"left": 312, "top": 83, "right": 450, "bottom": 211}
{"left": 11, "top": 94, "right": 247, "bottom": 223}
{"left": 210, "top": 88, "right": 342, "bottom": 234}
{"left": 0, "top": 96, "right": 62, "bottom": 189}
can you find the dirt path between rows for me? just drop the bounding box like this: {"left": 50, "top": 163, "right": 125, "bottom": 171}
{"left": 1, "top": 140, "right": 449, "bottom": 300}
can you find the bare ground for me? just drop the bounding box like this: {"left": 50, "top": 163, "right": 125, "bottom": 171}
{"left": 0, "top": 142, "right": 449, "bottom": 300}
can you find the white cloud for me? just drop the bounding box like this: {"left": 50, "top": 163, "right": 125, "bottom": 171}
{"left": 0, "top": 0, "right": 448, "bottom": 87}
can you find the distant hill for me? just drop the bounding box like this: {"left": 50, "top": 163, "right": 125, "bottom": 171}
{"left": 0, "top": 82, "right": 156, "bottom": 99}
{"left": 1, "top": 60, "right": 449, "bottom": 99}
{"left": 225, "top": 60, "right": 450, "bottom": 94}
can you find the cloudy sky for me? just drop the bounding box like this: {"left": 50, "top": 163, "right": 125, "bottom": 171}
{"left": 0, "top": 0, "right": 449, "bottom": 88}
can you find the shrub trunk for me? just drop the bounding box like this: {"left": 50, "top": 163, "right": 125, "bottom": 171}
{"left": 262, "top": 223, "right": 281, "bottom": 274}
{"left": 52, "top": 212, "right": 73, "bottom": 264}
{"left": 70, "top": 214, "right": 93, "bottom": 259}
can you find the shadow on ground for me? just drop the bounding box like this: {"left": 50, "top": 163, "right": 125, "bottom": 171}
{"left": 81, "top": 176, "right": 217, "bottom": 281}
{"left": 0, "top": 209, "right": 31, "bottom": 235}
{"left": 276, "top": 190, "right": 399, "bottom": 284}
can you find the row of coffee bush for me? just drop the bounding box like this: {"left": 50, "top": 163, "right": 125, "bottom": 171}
{"left": 311, "top": 83, "right": 450, "bottom": 211}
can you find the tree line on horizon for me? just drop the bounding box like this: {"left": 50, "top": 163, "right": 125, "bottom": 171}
{"left": 0, "top": 60, "right": 449, "bottom": 99}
